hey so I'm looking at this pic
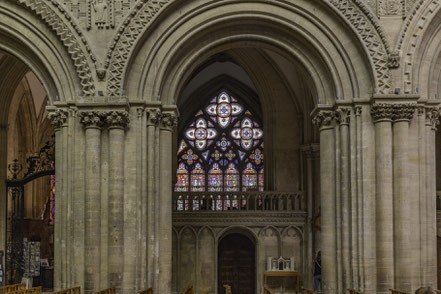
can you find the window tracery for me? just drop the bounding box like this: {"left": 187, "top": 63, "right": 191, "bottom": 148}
{"left": 175, "top": 91, "right": 264, "bottom": 197}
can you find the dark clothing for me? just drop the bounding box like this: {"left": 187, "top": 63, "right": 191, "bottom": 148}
{"left": 314, "top": 259, "right": 321, "bottom": 275}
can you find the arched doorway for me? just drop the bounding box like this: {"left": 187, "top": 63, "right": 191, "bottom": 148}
{"left": 218, "top": 233, "right": 255, "bottom": 294}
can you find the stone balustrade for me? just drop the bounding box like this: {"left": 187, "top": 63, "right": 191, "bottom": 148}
{"left": 172, "top": 191, "right": 303, "bottom": 212}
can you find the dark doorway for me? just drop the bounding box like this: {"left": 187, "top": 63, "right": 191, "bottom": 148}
{"left": 218, "top": 233, "right": 255, "bottom": 294}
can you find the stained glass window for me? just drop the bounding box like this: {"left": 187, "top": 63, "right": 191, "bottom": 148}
{"left": 175, "top": 90, "right": 264, "bottom": 192}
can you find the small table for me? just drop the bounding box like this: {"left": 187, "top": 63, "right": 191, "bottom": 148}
{"left": 264, "top": 271, "right": 300, "bottom": 293}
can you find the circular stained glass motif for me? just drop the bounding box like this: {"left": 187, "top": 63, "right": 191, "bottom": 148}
{"left": 217, "top": 103, "right": 231, "bottom": 118}
{"left": 241, "top": 127, "right": 253, "bottom": 140}
{"left": 196, "top": 128, "right": 207, "bottom": 140}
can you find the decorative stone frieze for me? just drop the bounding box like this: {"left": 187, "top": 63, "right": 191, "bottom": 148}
{"left": 79, "top": 111, "right": 106, "bottom": 129}
{"left": 425, "top": 107, "right": 440, "bottom": 130}
{"left": 48, "top": 109, "right": 68, "bottom": 130}
{"left": 371, "top": 103, "right": 394, "bottom": 122}
{"left": 146, "top": 108, "right": 162, "bottom": 126}
{"left": 312, "top": 110, "right": 335, "bottom": 129}
{"left": 335, "top": 107, "right": 351, "bottom": 125}
{"left": 160, "top": 112, "right": 178, "bottom": 130}
{"left": 105, "top": 110, "right": 130, "bottom": 129}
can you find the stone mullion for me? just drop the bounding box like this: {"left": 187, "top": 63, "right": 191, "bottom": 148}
{"left": 336, "top": 107, "right": 351, "bottom": 292}
{"left": 106, "top": 111, "right": 130, "bottom": 293}
{"left": 138, "top": 108, "right": 147, "bottom": 290}
{"left": 158, "top": 111, "right": 177, "bottom": 294}
{"left": 153, "top": 122, "right": 161, "bottom": 292}
{"left": 99, "top": 123, "right": 109, "bottom": 290}
{"left": 80, "top": 111, "right": 104, "bottom": 294}
{"left": 392, "top": 104, "right": 415, "bottom": 292}
{"left": 48, "top": 109, "right": 67, "bottom": 291}
{"left": 371, "top": 103, "right": 394, "bottom": 294}
{"left": 66, "top": 110, "right": 76, "bottom": 288}
{"left": 313, "top": 110, "right": 337, "bottom": 294}
{"left": 350, "top": 107, "right": 360, "bottom": 290}
{"left": 417, "top": 107, "right": 427, "bottom": 285}
{"left": 425, "top": 107, "right": 439, "bottom": 288}
{"left": 61, "top": 114, "right": 69, "bottom": 289}
{"left": 356, "top": 107, "right": 364, "bottom": 291}
{"left": 334, "top": 121, "right": 342, "bottom": 294}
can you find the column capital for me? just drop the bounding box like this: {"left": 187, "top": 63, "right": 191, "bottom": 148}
{"left": 47, "top": 109, "right": 68, "bottom": 130}
{"left": 312, "top": 110, "right": 336, "bottom": 130}
{"left": 160, "top": 112, "right": 178, "bottom": 130}
{"left": 391, "top": 103, "right": 416, "bottom": 122}
{"left": 335, "top": 107, "right": 351, "bottom": 125}
{"left": 105, "top": 110, "right": 130, "bottom": 129}
{"left": 146, "top": 107, "right": 162, "bottom": 126}
{"left": 79, "top": 111, "right": 106, "bottom": 129}
{"left": 425, "top": 107, "right": 440, "bottom": 130}
{"left": 371, "top": 103, "right": 393, "bottom": 122}
{"left": 354, "top": 106, "right": 362, "bottom": 116}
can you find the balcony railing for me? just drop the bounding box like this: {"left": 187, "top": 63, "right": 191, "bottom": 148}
{"left": 172, "top": 191, "right": 304, "bottom": 212}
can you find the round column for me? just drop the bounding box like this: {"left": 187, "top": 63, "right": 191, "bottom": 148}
{"left": 80, "top": 111, "right": 104, "bottom": 294}
{"left": 313, "top": 110, "right": 337, "bottom": 294}
{"left": 371, "top": 103, "right": 394, "bottom": 294}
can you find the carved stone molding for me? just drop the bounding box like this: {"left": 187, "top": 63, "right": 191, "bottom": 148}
{"left": 48, "top": 109, "right": 68, "bottom": 130}
{"left": 371, "top": 103, "right": 394, "bottom": 122}
{"left": 312, "top": 110, "right": 336, "bottom": 129}
{"left": 16, "top": 0, "right": 97, "bottom": 96}
{"left": 160, "top": 112, "right": 178, "bottom": 130}
{"left": 379, "top": 0, "right": 403, "bottom": 16}
{"left": 146, "top": 108, "right": 162, "bottom": 126}
{"left": 105, "top": 110, "right": 130, "bottom": 129}
{"left": 388, "top": 51, "right": 400, "bottom": 68}
{"left": 335, "top": 107, "right": 351, "bottom": 125}
{"left": 79, "top": 111, "right": 106, "bottom": 129}
{"left": 425, "top": 107, "right": 440, "bottom": 130}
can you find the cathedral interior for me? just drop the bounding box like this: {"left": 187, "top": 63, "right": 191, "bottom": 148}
{"left": 1, "top": 0, "right": 441, "bottom": 294}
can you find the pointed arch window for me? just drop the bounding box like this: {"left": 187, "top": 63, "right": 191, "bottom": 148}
{"left": 175, "top": 91, "right": 264, "bottom": 192}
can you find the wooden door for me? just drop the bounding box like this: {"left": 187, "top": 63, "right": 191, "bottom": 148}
{"left": 218, "top": 233, "right": 255, "bottom": 294}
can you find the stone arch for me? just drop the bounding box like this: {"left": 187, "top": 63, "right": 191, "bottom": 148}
{"left": 218, "top": 226, "right": 259, "bottom": 245}
{"left": 123, "top": 0, "right": 376, "bottom": 104}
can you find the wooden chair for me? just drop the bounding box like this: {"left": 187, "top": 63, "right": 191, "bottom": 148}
{"left": 348, "top": 289, "right": 362, "bottom": 294}
{"left": 264, "top": 286, "right": 274, "bottom": 294}
{"left": 300, "top": 286, "right": 316, "bottom": 294}
{"left": 138, "top": 288, "right": 153, "bottom": 294}
{"left": 51, "top": 287, "right": 81, "bottom": 294}
{"left": 223, "top": 284, "right": 231, "bottom": 294}
{"left": 0, "top": 284, "right": 26, "bottom": 294}
{"left": 181, "top": 285, "right": 194, "bottom": 294}
{"left": 94, "top": 287, "right": 116, "bottom": 294}
{"left": 389, "top": 289, "right": 410, "bottom": 294}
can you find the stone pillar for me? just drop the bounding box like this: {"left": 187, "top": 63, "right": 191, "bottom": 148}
{"left": 48, "top": 109, "right": 68, "bottom": 291}
{"left": 312, "top": 109, "right": 337, "bottom": 294}
{"left": 106, "top": 111, "right": 129, "bottom": 291}
{"left": 392, "top": 104, "right": 416, "bottom": 292}
{"left": 158, "top": 111, "right": 177, "bottom": 294}
{"left": 425, "top": 106, "right": 439, "bottom": 288}
{"left": 336, "top": 107, "right": 351, "bottom": 292}
{"left": 80, "top": 111, "right": 104, "bottom": 294}
{"left": 371, "top": 103, "right": 394, "bottom": 294}
{"left": 146, "top": 108, "right": 161, "bottom": 289}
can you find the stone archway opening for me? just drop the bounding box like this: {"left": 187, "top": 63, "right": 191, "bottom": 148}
{"left": 218, "top": 233, "right": 256, "bottom": 294}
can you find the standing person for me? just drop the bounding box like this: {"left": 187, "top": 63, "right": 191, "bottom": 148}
{"left": 314, "top": 251, "right": 322, "bottom": 292}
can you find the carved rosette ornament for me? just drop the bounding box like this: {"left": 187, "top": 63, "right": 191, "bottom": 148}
{"left": 48, "top": 109, "right": 68, "bottom": 130}
{"left": 312, "top": 110, "right": 335, "bottom": 129}
{"left": 106, "top": 111, "right": 130, "bottom": 129}
{"left": 371, "top": 103, "right": 394, "bottom": 122}
{"left": 160, "top": 113, "right": 178, "bottom": 131}
{"left": 391, "top": 104, "right": 416, "bottom": 121}
{"left": 79, "top": 111, "right": 106, "bottom": 129}
{"left": 335, "top": 107, "right": 351, "bottom": 125}
{"left": 146, "top": 108, "right": 162, "bottom": 126}
{"left": 425, "top": 107, "right": 440, "bottom": 130}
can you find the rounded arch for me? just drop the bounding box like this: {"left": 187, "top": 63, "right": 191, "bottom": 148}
{"left": 0, "top": 1, "right": 82, "bottom": 107}
{"left": 124, "top": 0, "right": 375, "bottom": 105}
{"left": 218, "top": 226, "right": 259, "bottom": 245}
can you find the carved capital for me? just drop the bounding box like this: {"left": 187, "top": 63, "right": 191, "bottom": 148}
{"left": 391, "top": 104, "right": 416, "bottom": 122}
{"left": 146, "top": 108, "right": 161, "bottom": 126}
{"left": 371, "top": 103, "right": 394, "bottom": 122}
{"left": 354, "top": 106, "right": 362, "bottom": 116}
{"left": 425, "top": 107, "right": 440, "bottom": 130}
{"left": 79, "top": 111, "right": 105, "bottom": 129}
{"left": 335, "top": 107, "right": 351, "bottom": 125}
{"left": 417, "top": 105, "right": 425, "bottom": 116}
{"left": 160, "top": 112, "right": 178, "bottom": 130}
{"left": 312, "top": 110, "right": 335, "bottom": 129}
{"left": 106, "top": 111, "right": 130, "bottom": 129}
{"left": 48, "top": 109, "right": 68, "bottom": 130}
